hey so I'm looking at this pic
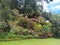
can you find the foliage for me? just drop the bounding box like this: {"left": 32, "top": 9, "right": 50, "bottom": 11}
{"left": 6, "top": 33, "right": 16, "bottom": 39}
{"left": 10, "top": 26, "right": 25, "bottom": 34}
{"left": 42, "top": 25, "right": 52, "bottom": 35}
{"left": 0, "top": 32, "right": 6, "bottom": 39}
{"left": 18, "top": 28, "right": 29, "bottom": 35}
{"left": 50, "top": 15, "right": 60, "bottom": 37}
{"left": 17, "top": 17, "right": 34, "bottom": 29}
{"left": 11, "top": 0, "right": 18, "bottom": 9}
{"left": 11, "top": 8, "right": 19, "bottom": 19}
{"left": 19, "top": 35, "right": 34, "bottom": 39}
{"left": 47, "top": 33, "right": 53, "bottom": 37}
{"left": 42, "top": 12, "right": 52, "bottom": 20}
{"left": 0, "top": 0, "right": 12, "bottom": 32}
{"left": 0, "top": 22, "right": 10, "bottom": 32}
{"left": 0, "top": 22, "right": 4, "bottom": 29}
{"left": 33, "top": 22, "right": 42, "bottom": 31}
{"left": 18, "top": 28, "right": 35, "bottom": 35}
{"left": 45, "top": 21, "right": 52, "bottom": 26}
{"left": 37, "top": 16, "right": 46, "bottom": 25}
{"left": 0, "top": 0, "right": 60, "bottom": 39}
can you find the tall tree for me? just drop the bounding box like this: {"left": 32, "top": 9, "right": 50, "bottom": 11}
{"left": 49, "top": 14, "right": 60, "bottom": 36}
{"left": 13, "top": 0, "right": 53, "bottom": 14}
{"left": 24, "top": 0, "right": 37, "bottom": 14}
{"left": 11, "top": 0, "right": 18, "bottom": 9}
{"left": 0, "top": 0, "right": 12, "bottom": 32}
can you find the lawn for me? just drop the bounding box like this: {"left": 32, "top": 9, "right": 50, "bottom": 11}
{"left": 0, "top": 38, "right": 60, "bottom": 45}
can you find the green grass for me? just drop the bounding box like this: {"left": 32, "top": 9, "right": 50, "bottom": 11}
{"left": 0, "top": 38, "right": 60, "bottom": 45}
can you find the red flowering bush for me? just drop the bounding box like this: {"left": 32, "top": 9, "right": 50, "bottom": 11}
{"left": 47, "top": 33, "right": 54, "bottom": 37}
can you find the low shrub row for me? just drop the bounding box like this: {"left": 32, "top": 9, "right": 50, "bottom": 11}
{"left": 0, "top": 16, "right": 57, "bottom": 40}
{"left": 0, "top": 27, "right": 53, "bottom": 40}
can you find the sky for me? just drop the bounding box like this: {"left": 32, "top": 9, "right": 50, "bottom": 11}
{"left": 43, "top": 0, "right": 60, "bottom": 14}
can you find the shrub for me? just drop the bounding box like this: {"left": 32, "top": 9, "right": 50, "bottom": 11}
{"left": 5, "top": 27, "right": 28, "bottom": 39}
{"left": 10, "top": 27, "right": 34, "bottom": 36}
{"left": 0, "top": 22, "right": 7, "bottom": 29}
{"left": 0, "top": 22, "right": 4, "bottom": 29}
{"left": 41, "top": 25, "right": 52, "bottom": 36}
{"left": 10, "top": 27, "right": 21, "bottom": 34}
{"left": 30, "top": 18, "right": 37, "bottom": 22}
{"left": 18, "top": 28, "right": 34, "bottom": 35}
{"left": 18, "top": 29, "right": 29, "bottom": 35}
{"left": 37, "top": 16, "right": 46, "bottom": 25}
{"left": 33, "top": 22, "right": 42, "bottom": 31}
{"left": 17, "top": 17, "right": 34, "bottom": 29}
{"left": 33, "top": 34, "right": 39, "bottom": 38}
{"left": 19, "top": 35, "right": 28, "bottom": 39}
{"left": 0, "top": 22, "right": 9, "bottom": 32}
{"left": 0, "top": 32, "right": 18, "bottom": 39}
{"left": 27, "top": 29, "right": 35, "bottom": 35}
{"left": 0, "top": 32, "right": 6, "bottom": 39}
{"left": 10, "top": 26, "right": 28, "bottom": 35}
{"left": 47, "top": 33, "right": 53, "bottom": 37}
{"left": 54, "top": 30, "right": 60, "bottom": 37}
{"left": 6, "top": 27, "right": 24, "bottom": 38}
{"left": 45, "top": 22, "right": 52, "bottom": 26}
{"left": 6, "top": 33, "right": 16, "bottom": 39}
{"left": 27, "top": 35, "right": 34, "bottom": 39}
{"left": 19, "top": 35, "right": 34, "bottom": 39}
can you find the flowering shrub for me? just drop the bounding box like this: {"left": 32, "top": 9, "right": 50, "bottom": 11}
{"left": 30, "top": 18, "right": 37, "bottom": 22}
{"left": 47, "top": 33, "right": 54, "bottom": 37}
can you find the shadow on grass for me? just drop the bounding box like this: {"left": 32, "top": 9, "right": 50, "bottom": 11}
{"left": 0, "top": 38, "right": 22, "bottom": 42}
{"left": 0, "top": 37, "right": 60, "bottom": 42}
{"left": 54, "top": 37, "right": 60, "bottom": 39}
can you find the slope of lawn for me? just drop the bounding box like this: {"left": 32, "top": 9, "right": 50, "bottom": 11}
{"left": 0, "top": 38, "right": 60, "bottom": 45}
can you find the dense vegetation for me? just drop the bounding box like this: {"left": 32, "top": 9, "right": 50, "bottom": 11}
{"left": 0, "top": 0, "right": 60, "bottom": 40}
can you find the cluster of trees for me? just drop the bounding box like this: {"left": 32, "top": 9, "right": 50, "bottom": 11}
{"left": 0, "top": 0, "right": 60, "bottom": 40}
{"left": 41, "top": 11, "right": 60, "bottom": 37}
{"left": 50, "top": 15, "right": 60, "bottom": 37}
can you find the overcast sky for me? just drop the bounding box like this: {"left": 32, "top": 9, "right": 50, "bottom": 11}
{"left": 43, "top": 0, "right": 60, "bottom": 14}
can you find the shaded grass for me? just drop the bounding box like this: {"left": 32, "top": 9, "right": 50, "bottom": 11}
{"left": 0, "top": 38, "right": 60, "bottom": 45}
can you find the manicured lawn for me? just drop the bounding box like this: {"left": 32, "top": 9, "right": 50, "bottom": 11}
{"left": 0, "top": 38, "right": 60, "bottom": 45}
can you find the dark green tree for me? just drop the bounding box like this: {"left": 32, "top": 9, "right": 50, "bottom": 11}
{"left": 0, "top": 0, "right": 12, "bottom": 32}
{"left": 42, "top": 12, "right": 52, "bottom": 20}
{"left": 11, "top": 0, "right": 18, "bottom": 9}
{"left": 50, "top": 14, "right": 60, "bottom": 37}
